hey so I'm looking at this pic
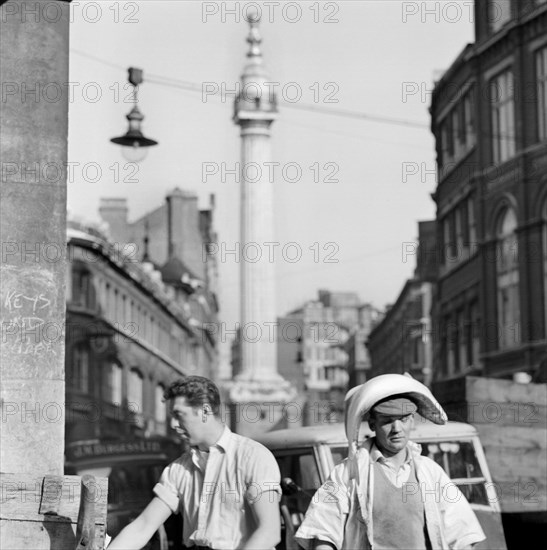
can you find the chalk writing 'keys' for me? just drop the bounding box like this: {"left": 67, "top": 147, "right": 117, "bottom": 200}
{"left": 4, "top": 291, "right": 51, "bottom": 314}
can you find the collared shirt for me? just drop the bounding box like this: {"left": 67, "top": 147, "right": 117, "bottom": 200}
{"left": 369, "top": 442, "right": 413, "bottom": 488}
{"left": 153, "top": 426, "right": 281, "bottom": 550}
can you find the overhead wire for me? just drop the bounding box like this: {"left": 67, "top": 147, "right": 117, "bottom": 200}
{"left": 70, "top": 48, "right": 430, "bottom": 132}
{"left": 71, "top": 48, "right": 518, "bottom": 142}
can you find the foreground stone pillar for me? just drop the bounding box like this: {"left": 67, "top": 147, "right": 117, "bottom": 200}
{"left": 1, "top": 0, "right": 70, "bottom": 476}
{"left": 1, "top": 2, "right": 108, "bottom": 547}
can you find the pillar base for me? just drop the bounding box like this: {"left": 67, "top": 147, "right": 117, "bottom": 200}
{"left": 225, "top": 373, "right": 298, "bottom": 437}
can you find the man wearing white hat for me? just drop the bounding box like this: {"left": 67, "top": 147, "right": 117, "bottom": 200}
{"left": 294, "top": 374, "right": 486, "bottom": 550}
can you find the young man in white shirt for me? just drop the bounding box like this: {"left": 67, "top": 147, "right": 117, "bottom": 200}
{"left": 108, "top": 376, "right": 281, "bottom": 550}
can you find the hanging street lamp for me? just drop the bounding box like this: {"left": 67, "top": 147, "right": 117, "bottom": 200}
{"left": 110, "top": 67, "right": 158, "bottom": 162}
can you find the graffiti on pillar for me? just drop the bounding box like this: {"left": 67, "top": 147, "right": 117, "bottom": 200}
{"left": 1, "top": 265, "right": 60, "bottom": 359}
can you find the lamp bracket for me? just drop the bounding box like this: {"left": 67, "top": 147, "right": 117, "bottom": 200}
{"left": 128, "top": 67, "right": 143, "bottom": 86}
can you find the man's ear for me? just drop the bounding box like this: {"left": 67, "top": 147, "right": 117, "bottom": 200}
{"left": 202, "top": 403, "right": 213, "bottom": 422}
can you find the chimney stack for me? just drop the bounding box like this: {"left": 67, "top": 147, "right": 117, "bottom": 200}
{"left": 99, "top": 198, "right": 129, "bottom": 243}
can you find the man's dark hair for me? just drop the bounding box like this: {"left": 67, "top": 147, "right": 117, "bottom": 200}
{"left": 163, "top": 376, "right": 221, "bottom": 416}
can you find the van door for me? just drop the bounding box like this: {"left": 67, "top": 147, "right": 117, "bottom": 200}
{"left": 273, "top": 447, "right": 323, "bottom": 550}
{"left": 419, "top": 437, "right": 507, "bottom": 550}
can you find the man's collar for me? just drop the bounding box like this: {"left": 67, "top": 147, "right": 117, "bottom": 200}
{"left": 214, "top": 425, "right": 232, "bottom": 451}
{"left": 369, "top": 439, "right": 421, "bottom": 463}
{"left": 189, "top": 425, "right": 232, "bottom": 456}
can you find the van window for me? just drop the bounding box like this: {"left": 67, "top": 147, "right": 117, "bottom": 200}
{"left": 422, "top": 441, "right": 480, "bottom": 479}
{"left": 274, "top": 448, "right": 321, "bottom": 522}
{"left": 422, "top": 441, "right": 489, "bottom": 506}
{"left": 276, "top": 448, "right": 322, "bottom": 493}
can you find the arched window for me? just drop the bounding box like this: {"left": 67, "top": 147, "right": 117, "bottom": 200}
{"left": 490, "top": 70, "right": 515, "bottom": 164}
{"left": 103, "top": 362, "right": 123, "bottom": 405}
{"left": 496, "top": 208, "right": 520, "bottom": 349}
{"left": 71, "top": 265, "right": 96, "bottom": 310}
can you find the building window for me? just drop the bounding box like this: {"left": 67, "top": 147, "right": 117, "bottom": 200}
{"left": 71, "top": 266, "right": 95, "bottom": 309}
{"left": 155, "top": 384, "right": 167, "bottom": 423}
{"left": 455, "top": 208, "right": 464, "bottom": 254}
{"left": 463, "top": 90, "right": 476, "bottom": 148}
{"left": 451, "top": 109, "right": 461, "bottom": 160}
{"left": 443, "top": 213, "right": 458, "bottom": 264}
{"left": 447, "top": 315, "right": 456, "bottom": 376}
{"left": 490, "top": 71, "right": 515, "bottom": 164}
{"left": 114, "top": 288, "right": 119, "bottom": 320}
{"left": 466, "top": 302, "right": 480, "bottom": 369}
{"left": 488, "top": 0, "right": 511, "bottom": 33}
{"left": 141, "top": 311, "right": 147, "bottom": 341}
{"left": 438, "top": 88, "right": 476, "bottom": 171}
{"left": 136, "top": 305, "right": 142, "bottom": 334}
{"left": 128, "top": 369, "right": 144, "bottom": 413}
{"left": 103, "top": 362, "right": 123, "bottom": 404}
{"left": 105, "top": 282, "right": 116, "bottom": 320}
{"left": 155, "top": 384, "right": 167, "bottom": 435}
{"left": 441, "top": 315, "right": 454, "bottom": 377}
{"left": 440, "top": 118, "right": 453, "bottom": 168}
{"left": 411, "top": 335, "right": 422, "bottom": 367}
{"left": 537, "top": 47, "right": 547, "bottom": 141}
{"left": 457, "top": 311, "right": 466, "bottom": 372}
{"left": 468, "top": 197, "right": 477, "bottom": 246}
{"left": 543, "top": 201, "right": 547, "bottom": 333}
{"left": 452, "top": 313, "right": 461, "bottom": 374}
{"left": 442, "top": 217, "right": 450, "bottom": 265}
{"left": 496, "top": 208, "right": 520, "bottom": 349}
{"left": 70, "top": 345, "right": 89, "bottom": 393}
{"left": 120, "top": 294, "right": 126, "bottom": 326}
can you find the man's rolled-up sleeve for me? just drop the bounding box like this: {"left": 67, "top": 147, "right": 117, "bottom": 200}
{"left": 294, "top": 464, "right": 349, "bottom": 550}
{"left": 244, "top": 443, "right": 282, "bottom": 501}
{"left": 153, "top": 461, "right": 184, "bottom": 514}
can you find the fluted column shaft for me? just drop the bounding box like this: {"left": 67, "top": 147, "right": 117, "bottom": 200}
{"left": 239, "top": 120, "right": 277, "bottom": 380}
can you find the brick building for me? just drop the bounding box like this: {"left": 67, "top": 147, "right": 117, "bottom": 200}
{"left": 430, "top": 0, "right": 547, "bottom": 382}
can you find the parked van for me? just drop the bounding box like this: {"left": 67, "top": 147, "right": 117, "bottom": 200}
{"left": 256, "top": 420, "right": 507, "bottom": 550}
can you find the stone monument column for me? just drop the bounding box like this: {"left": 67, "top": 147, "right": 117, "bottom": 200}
{"left": 230, "top": 17, "right": 296, "bottom": 436}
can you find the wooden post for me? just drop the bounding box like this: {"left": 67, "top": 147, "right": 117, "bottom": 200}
{"left": 0, "top": 2, "right": 108, "bottom": 547}
{"left": 0, "top": 473, "right": 108, "bottom": 549}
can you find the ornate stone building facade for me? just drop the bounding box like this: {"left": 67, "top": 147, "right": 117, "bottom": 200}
{"left": 65, "top": 191, "right": 219, "bottom": 538}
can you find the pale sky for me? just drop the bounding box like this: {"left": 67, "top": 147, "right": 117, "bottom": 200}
{"left": 67, "top": 1, "right": 475, "bottom": 370}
